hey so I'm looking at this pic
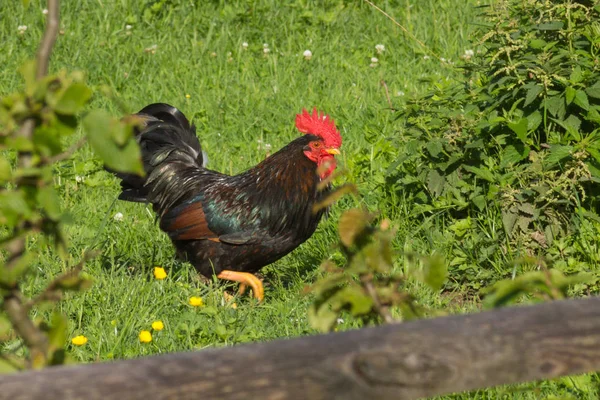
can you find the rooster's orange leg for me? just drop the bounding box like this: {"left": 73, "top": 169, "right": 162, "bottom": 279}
{"left": 217, "top": 270, "right": 263, "bottom": 302}
{"left": 238, "top": 283, "right": 247, "bottom": 295}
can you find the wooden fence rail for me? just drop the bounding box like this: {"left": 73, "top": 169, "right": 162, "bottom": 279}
{"left": 1, "top": 297, "right": 600, "bottom": 400}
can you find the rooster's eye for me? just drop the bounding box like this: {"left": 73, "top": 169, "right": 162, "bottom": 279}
{"left": 312, "top": 141, "right": 322, "bottom": 148}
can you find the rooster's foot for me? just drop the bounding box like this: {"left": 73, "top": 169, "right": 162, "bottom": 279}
{"left": 217, "top": 270, "right": 264, "bottom": 302}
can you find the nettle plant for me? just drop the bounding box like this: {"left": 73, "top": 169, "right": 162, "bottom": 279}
{"left": 388, "top": 0, "right": 600, "bottom": 291}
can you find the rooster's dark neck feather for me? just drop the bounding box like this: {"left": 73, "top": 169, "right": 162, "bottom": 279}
{"left": 201, "top": 134, "right": 324, "bottom": 238}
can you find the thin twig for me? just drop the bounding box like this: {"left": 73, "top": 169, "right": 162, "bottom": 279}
{"left": 43, "top": 136, "right": 86, "bottom": 164}
{"left": 361, "top": 275, "right": 394, "bottom": 324}
{"left": 36, "top": 0, "right": 60, "bottom": 79}
{"left": 380, "top": 80, "right": 396, "bottom": 111}
{"left": 2, "top": 0, "right": 62, "bottom": 368}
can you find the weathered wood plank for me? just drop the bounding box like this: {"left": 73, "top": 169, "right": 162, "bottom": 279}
{"left": 2, "top": 297, "right": 600, "bottom": 400}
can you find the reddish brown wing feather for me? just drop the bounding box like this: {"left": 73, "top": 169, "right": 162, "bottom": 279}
{"left": 162, "top": 202, "right": 219, "bottom": 241}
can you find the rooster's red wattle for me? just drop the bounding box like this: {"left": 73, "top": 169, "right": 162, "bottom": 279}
{"left": 114, "top": 104, "right": 342, "bottom": 300}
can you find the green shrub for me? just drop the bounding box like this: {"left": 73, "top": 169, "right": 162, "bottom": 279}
{"left": 387, "top": 0, "right": 600, "bottom": 292}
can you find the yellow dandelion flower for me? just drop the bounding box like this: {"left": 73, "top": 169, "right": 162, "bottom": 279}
{"left": 139, "top": 330, "right": 152, "bottom": 343}
{"left": 185, "top": 94, "right": 191, "bottom": 99}
{"left": 152, "top": 320, "right": 164, "bottom": 331}
{"left": 71, "top": 335, "right": 88, "bottom": 346}
{"left": 189, "top": 296, "right": 204, "bottom": 307}
{"left": 153, "top": 267, "right": 167, "bottom": 280}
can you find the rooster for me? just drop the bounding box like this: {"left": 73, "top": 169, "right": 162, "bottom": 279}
{"left": 114, "top": 103, "right": 342, "bottom": 301}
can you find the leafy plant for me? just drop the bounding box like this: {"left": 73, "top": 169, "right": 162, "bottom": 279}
{"left": 0, "top": 0, "right": 142, "bottom": 371}
{"left": 308, "top": 207, "right": 447, "bottom": 332}
{"left": 483, "top": 257, "right": 596, "bottom": 308}
{"left": 388, "top": 0, "right": 600, "bottom": 292}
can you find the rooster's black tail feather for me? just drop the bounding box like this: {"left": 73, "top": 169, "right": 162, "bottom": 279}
{"left": 114, "top": 103, "right": 205, "bottom": 207}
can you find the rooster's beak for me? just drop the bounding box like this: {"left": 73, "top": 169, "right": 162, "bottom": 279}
{"left": 326, "top": 148, "right": 341, "bottom": 155}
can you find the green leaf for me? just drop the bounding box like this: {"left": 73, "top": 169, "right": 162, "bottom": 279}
{"left": 37, "top": 185, "right": 62, "bottom": 220}
{"left": 0, "top": 252, "right": 34, "bottom": 287}
{"left": 545, "top": 95, "right": 565, "bottom": 119}
{"left": 338, "top": 209, "right": 372, "bottom": 248}
{"left": 525, "top": 85, "right": 543, "bottom": 106}
{"left": 0, "top": 157, "right": 11, "bottom": 181}
{"left": 0, "top": 191, "right": 32, "bottom": 227}
{"left": 507, "top": 118, "right": 529, "bottom": 143}
{"left": 463, "top": 165, "right": 495, "bottom": 182}
{"left": 19, "top": 60, "right": 36, "bottom": 95}
{"left": 536, "top": 21, "right": 564, "bottom": 31}
{"left": 527, "top": 111, "right": 542, "bottom": 131}
{"left": 518, "top": 203, "right": 536, "bottom": 217}
{"left": 422, "top": 253, "right": 447, "bottom": 291}
{"left": 585, "top": 82, "right": 600, "bottom": 99}
{"left": 500, "top": 144, "right": 530, "bottom": 168}
{"left": 6, "top": 136, "right": 34, "bottom": 152}
{"left": 502, "top": 209, "right": 518, "bottom": 236}
{"left": 0, "top": 357, "right": 22, "bottom": 374}
{"left": 22, "top": 0, "right": 31, "bottom": 7}
{"left": 54, "top": 83, "right": 93, "bottom": 115}
{"left": 426, "top": 140, "right": 443, "bottom": 157}
{"left": 545, "top": 144, "right": 573, "bottom": 167}
{"left": 570, "top": 66, "right": 583, "bottom": 84}
{"left": 449, "top": 218, "right": 472, "bottom": 238}
{"left": 553, "top": 115, "right": 582, "bottom": 141}
{"left": 84, "top": 110, "right": 144, "bottom": 175}
{"left": 565, "top": 86, "right": 576, "bottom": 105}
{"left": 587, "top": 147, "right": 600, "bottom": 164}
{"left": 337, "top": 286, "right": 373, "bottom": 315}
{"left": 48, "top": 313, "right": 68, "bottom": 349}
{"left": 308, "top": 304, "right": 338, "bottom": 333}
{"left": 471, "top": 195, "right": 486, "bottom": 211}
{"left": 426, "top": 169, "right": 445, "bottom": 197}
{"left": 573, "top": 90, "right": 589, "bottom": 111}
{"left": 529, "top": 39, "right": 547, "bottom": 49}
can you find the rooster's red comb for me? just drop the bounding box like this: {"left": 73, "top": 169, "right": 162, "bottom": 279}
{"left": 295, "top": 108, "right": 342, "bottom": 148}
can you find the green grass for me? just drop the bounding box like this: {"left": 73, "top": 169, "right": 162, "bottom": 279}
{"left": 1, "top": 0, "right": 598, "bottom": 398}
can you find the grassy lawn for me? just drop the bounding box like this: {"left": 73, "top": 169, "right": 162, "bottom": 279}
{"left": 1, "top": 0, "right": 598, "bottom": 398}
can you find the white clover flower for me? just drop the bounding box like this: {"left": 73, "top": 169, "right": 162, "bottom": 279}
{"left": 371, "top": 57, "right": 379, "bottom": 63}
{"left": 263, "top": 43, "right": 269, "bottom": 48}
{"left": 113, "top": 212, "right": 124, "bottom": 222}
{"left": 263, "top": 47, "right": 270, "bottom": 54}
{"left": 144, "top": 44, "right": 158, "bottom": 54}
{"left": 210, "top": 52, "right": 217, "bottom": 57}
{"left": 423, "top": 55, "right": 431, "bottom": 60}
{"left": 264, "top": 143, "right": 272, "bottom": 151}
{"left": 242, "top": 42, "right": 248, "bottom": 49}
{"left": 396, "top": 91, "right": 405, "bottom": 97}
{"left": 125, "top": 25, "right": 132, "bottom": 30}
{"left": 375, "top": 44, "right": 385, "bottom": 54}
{"left": 17, "top": 25, "right": 28, "bottom": 35}
{"left": 463, "top": 49, "right": 474, "bottom": 60}
{"left": 440, "top": 57, "right": 447, "bottom": 62}
{"left": 303, "top": 49, "right": 312, "bottom": 60}
{"left": 75, "top": 175, "right": 83, "bottom": 183}
{"left": 336, "top": 318, "right": 344, "bottom": 324}
{"left": 42, "top": 9, "right": 48, "bottom": 14}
